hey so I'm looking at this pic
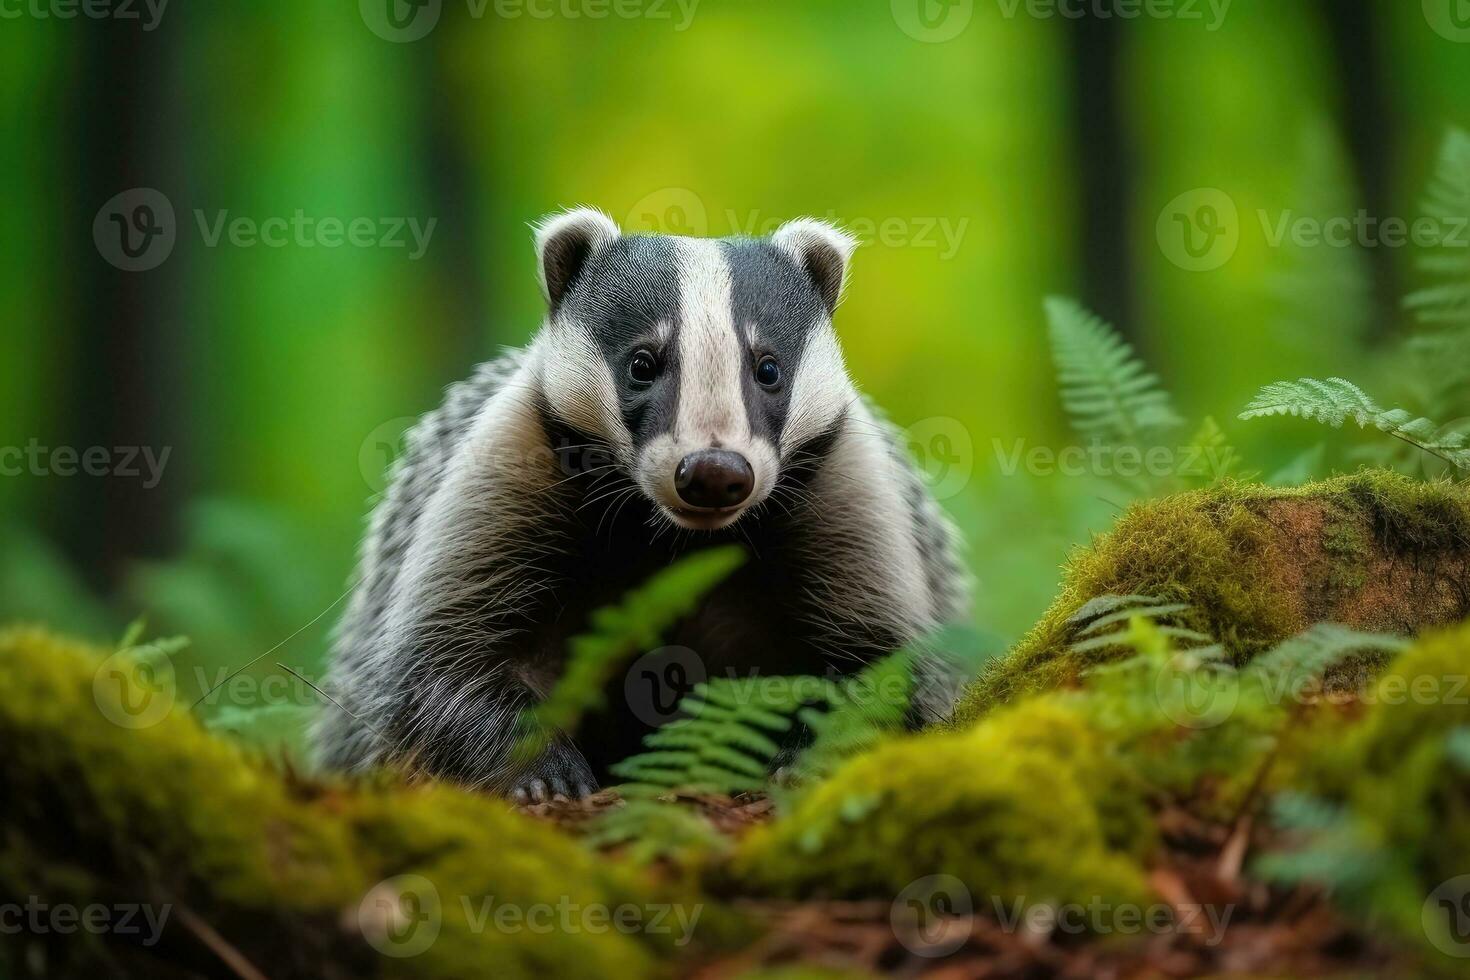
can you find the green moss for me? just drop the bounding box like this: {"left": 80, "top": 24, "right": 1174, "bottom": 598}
{"left": 953, "top": 471, "right": 1470, "bottom": 726}
{"left": 0, "top": 626, "right": 739, "bottom": 978}
{"left": 729, "top": 700, "right": 1154, "bottom": 919}
{"left": 1277, "top": 623, "right": 1470, "bottom": 953}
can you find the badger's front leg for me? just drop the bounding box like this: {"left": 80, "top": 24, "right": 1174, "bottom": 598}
{"left": 387, "top": 650, "right": 597, "bottom": 800}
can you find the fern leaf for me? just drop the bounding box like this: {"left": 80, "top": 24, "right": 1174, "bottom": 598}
{"left": 1239, "top": 377, "right": 1470, "bottom": 470}
{"left": 1045, "top": 297, "right": 1183, "bottom": 445}
{"left": 1245, "top": 623, "right": 1406, "bottom": 696}
{"left": 1404, "top": 127, "right": 1470, "bottom": 331}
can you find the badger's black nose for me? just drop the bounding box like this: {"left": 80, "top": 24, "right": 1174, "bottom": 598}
{"left": 675, "top": 450, "right": 753, "bottom": 509}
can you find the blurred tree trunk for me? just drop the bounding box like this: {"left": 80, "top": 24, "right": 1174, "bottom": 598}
{"left": 1319, "top": 0, "right": 1395, "bottom": 341}
{"left": 69, "top": 22, "right": 186, "bottom": 587}
{"left": 1068, "top": 15, "right": 1135, "bottom": 339}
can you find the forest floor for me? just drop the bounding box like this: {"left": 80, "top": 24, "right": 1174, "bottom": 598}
{"left": 520, "top": 788, "right": 1401, "bottom": 978}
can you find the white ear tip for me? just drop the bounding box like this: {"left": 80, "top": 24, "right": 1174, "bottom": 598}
{"left": 771, "top": 217, "right": 859, "bottom": 262}
{"left": 771, "top": 217, "right": 858, "bottom": 312}
{"left": 533, "top": 206, "right": 621, "bottom": 253}
{"left": 533, "top": 206, "right": 622, "bottom": 305}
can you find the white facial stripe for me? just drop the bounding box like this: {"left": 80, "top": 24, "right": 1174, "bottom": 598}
{"left": 673, "top": 239, "right": 749, "bottom": 445}
{"left": 534, "top": 326, "right": 630, "bottom": 455}
{"left": 781, "top": 324, "right": 851, "bottom": 456}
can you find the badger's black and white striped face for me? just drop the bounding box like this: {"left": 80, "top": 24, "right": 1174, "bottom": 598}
{"left": 534, "top": 208, "right": 857, "bottom": 531}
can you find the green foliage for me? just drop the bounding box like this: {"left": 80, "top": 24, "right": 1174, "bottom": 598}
{"left": 1066, "top": 594, "right": 1218, "bottom": 658}
{"left": 596, "top": 649, "right": 919, "bottom": 864}
{"left": 1267, "top": 120, "right": 1372, "bottom": 348}
{"left": 116, "top": 616, "right": 190, "bottom": 664}
{"left": 609, "top": 677, "right": 806, "bottom": 797}
{"left": 731, "top": 697, "right": 1155, "bottom": 911}
{"left": 518, "top": 546, "right": 745, "bottom": 758}
{"left": 1404, "top": 128, "right": 1470, "bottom": 336}
{"left": 787, "top": 650, "right": 915, "bottom": 786}
{"left": 1239, "top": 377, "right": 1470, "bottom": 471}
{"left": 1045, "top": 296, "right": 1182, "bottom": 445}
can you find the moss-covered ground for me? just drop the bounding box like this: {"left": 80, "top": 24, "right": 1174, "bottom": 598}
{"left": 4, "top": 471, "right": 1470, "bottom": 978}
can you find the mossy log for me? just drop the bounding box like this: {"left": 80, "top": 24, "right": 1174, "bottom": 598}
{"left": 0, "top": 627, "right": 744, "bottom": 979}
{"left": 953, "top": 471, "right": 1470, "bottom": 724}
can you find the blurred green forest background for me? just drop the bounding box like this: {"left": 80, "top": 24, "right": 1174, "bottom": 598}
{"left": 2, "top": 0, "right": 1468, "bottom": 727}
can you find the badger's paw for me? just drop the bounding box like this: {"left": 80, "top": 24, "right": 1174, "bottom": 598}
{"left": 508, "top": 745, "right": 597, "bottom": 804}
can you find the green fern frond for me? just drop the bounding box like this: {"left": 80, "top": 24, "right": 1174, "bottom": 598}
{"left": 1067, "top": 594, "right": 1215, "bottom": 659}
{"left": 116, "top": 616, "right": 190, "bottom": 664}
{"left": 1244, "top": 624, "right": 1406, "bottom": 704}
{"left": 1239, "top": 377, "right": 1470, "bottom": 471}
{"left": 1404, "top": 127, "right": 1470, "bottom": 331}
{"left": 517, "top": 546, "right": 745, "bottom": 759}
{"left": 1269, "top": 120, "right": 1372, "bottom": 345}
{"left": 788, "top": 650, "right": 915, "bottom": 785}
{"left": 583, "top": 798, "right": 730, "bottom": 866}
{"left": 608, "top": 677, "right": 807, "bottom": 796}
{"left": 1045, "top": 297, "right": 1183, "bottom": 445}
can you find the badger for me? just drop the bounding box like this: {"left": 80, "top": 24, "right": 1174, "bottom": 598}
{"left": 314, "top": 208, "right": 970, "bottom": 801}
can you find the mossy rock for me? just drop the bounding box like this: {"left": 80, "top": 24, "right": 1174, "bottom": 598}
{"left": 0, "top": 626, "right": 738, "bottom": 978}
{"left": 954, "top": 471, "right": 1470, "bottom": 724}
{"left": 728, "top": 700, "right": 1155, "bottom": 918}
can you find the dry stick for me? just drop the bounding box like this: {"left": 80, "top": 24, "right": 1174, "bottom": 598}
{"left": 1217, "top": 702, "right": 1303, "bottom": 883}
{"left": 170, "top": 901, "right": 270, "bottom": 980}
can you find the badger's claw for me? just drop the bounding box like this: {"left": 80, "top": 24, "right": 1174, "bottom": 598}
{"left": 508, "top": 745, "right": 597, "bottom": 804}
{"left": 510, "top": 775, "right": 597, "bottom": 804}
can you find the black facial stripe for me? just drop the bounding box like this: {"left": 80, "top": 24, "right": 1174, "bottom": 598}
{"left": 719, "top": 240, "right": 826, "bottom": 449}
{"left": 560, "top": 236, "right": 683, "bottom": 449}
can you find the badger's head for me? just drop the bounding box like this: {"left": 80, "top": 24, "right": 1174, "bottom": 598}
{"left": 533, "top": 207, "right": 858, "bottom": 532}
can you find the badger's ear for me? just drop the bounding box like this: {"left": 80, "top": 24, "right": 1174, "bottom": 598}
{"left": 771, "top": 218, "right": 858, "bottom": 314}
{"left": 534, "top": 207, "right": 621, "bottom": 308}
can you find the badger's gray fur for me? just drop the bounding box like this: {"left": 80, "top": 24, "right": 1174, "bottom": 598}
{"left": 314, "top": 209, "right": 970, "bottom": 801}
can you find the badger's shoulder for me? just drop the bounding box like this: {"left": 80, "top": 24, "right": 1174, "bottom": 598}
{"left": 342, "top": 347, "right": 535, "bottom": 654}
{"left": 792, "top": 396, "right": 970, "bottom": 646}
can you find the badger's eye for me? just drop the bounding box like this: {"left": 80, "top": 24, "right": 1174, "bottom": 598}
{"left": 755, "top": 355, "right": 781, "bottom": 388}
{"left": 628, "top": 350, "right": 659, "bottom": 385}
